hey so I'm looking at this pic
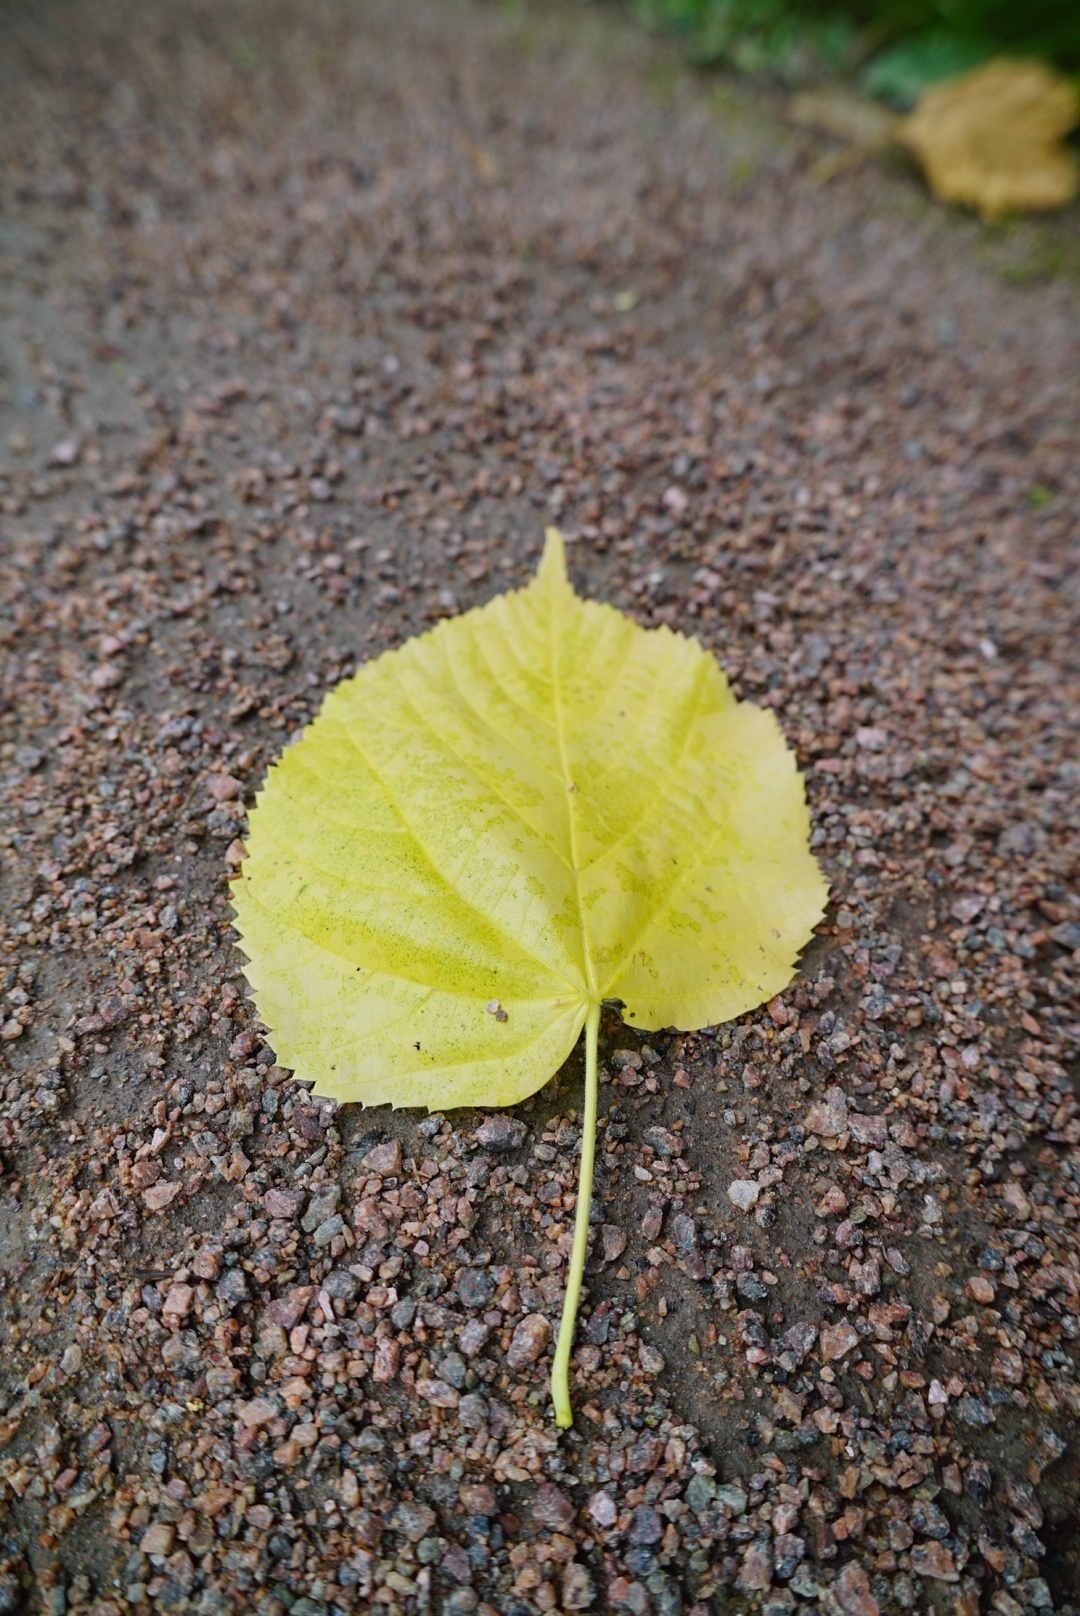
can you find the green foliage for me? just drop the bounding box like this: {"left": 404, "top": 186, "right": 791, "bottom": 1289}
{"left": 633, "top": 0, "right": 856, "bottom": 78}
{"left": 863, "top": 29, "right": 994, "bottom": 107}
{"left": 622, "top": 0, "right": 1080, "bottom": 92}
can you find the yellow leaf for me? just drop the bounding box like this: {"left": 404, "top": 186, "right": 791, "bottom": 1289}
{"left": 234, "top": 527, "right": 826, "bottom": 1424}
{"left": 898, "top": 59, "right": 1079, "bottom": 223}
{"left": 236, "top": 528, "right": 824, "bottom": 1102}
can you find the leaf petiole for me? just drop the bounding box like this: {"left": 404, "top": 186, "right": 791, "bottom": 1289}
{"left": 551, "top": 999, "right": 601, "bottom": 1428}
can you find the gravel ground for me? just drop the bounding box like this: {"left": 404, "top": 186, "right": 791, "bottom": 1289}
{"left": 1, "top": 2, "right": 1079, "bottom": 1614}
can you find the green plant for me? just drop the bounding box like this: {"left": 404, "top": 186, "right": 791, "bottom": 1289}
{"left": 615, "top": 0, "right": 1080, "bottom": 93}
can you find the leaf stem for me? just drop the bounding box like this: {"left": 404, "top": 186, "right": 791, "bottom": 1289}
{"left": 551, "top": 1000, "right": 601, "bottom": 1428}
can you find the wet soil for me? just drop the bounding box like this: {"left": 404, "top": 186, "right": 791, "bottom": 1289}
{"left": 0, "top": 2, "right": 1078, "bottom": 1614}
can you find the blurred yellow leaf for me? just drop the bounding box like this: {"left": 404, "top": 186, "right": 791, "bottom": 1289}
{"left": 898, "top": 59, "right": 1079, "bottom": 223}
{"left": 234, "top": 527, "right": 825, "bottom": 1422}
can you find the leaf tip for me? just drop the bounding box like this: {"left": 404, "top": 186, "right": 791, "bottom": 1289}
{"left": 538, "top": 526, "right": 571, "bottom": 593}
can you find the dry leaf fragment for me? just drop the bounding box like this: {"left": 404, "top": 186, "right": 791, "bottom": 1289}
{"left": 467, "top": 143, "right": 499, "bottom": 183}
{"left": 234, "top": 528, "right": 826, "bottom": 1424}
{"left": 789, "top": 89, "right": 898, "bottom": 152}
{"left": 898, "top": 59, "right": 1079, "bottom": 222}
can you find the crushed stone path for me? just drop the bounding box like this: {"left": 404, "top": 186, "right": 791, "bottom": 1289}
{"left": 0, "top": 2, "right": 1078, "bottom": 1613}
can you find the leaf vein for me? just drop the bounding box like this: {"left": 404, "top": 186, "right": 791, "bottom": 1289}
{"left": 310, "top": 716, "right": 582, "bottom": 989}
